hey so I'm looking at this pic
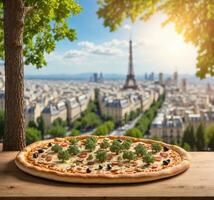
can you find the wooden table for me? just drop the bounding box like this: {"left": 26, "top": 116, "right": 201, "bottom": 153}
{"left": 0, "top": 152, "right": 213, "bottom": 200}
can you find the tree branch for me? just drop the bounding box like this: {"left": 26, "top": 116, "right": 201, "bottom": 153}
{"left": 24, "top": 6, "right": 34, "bottom": 15}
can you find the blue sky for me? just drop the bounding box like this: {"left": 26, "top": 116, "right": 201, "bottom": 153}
{"left": 25, "top": 0, "right": 197, "bottom": 76}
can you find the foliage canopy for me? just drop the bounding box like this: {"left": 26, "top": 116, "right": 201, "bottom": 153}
{"left": 97, "top": 0, "right": 214, "bottom": 78}
{"left": 0, "top": 0, "right": 81, "bottom": 67}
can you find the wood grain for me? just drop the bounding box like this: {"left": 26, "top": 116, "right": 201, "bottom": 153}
{"left": 0, "top": 152, "right": 213, "bottom": 200}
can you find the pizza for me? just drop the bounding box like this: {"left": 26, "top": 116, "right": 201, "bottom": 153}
{"left": 15, "top": 135, "right": 190, "bottom": 184}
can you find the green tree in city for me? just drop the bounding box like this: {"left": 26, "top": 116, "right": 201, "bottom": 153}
{"left": 47, "top": 126, "right": 66, "bottom": 138}
{"left": 53, "top": 117, "right": 67, "bottom": 127}
{"left": 81, "top": 112, "right": 102, "bottom": 129}
{"left": 182, "top": 125, "right": 196, "bottom": 151}
{"left": 183, "top": 143, "right": 191, "bottom": 151}
{"left": 195, "top": 123, "right": 205, "bottom": 151}
{"left": 0, "top": 109, "right": 5, "bottom": 140}
{"left": 125, "top": 128, "right": 143, "bottom": 138}
{"left": 205, "top": 123, "right": 214, "bottom": 150}
{"left": 25, "top": 128, "right": 41, "bottom": 145}
{"left": 28, "top": 120, "right": 37, "bottom": 129}
{"left": 72, "top": 120, "right": 81, "bottom": 130}
{"left": 70, "top": 129, "right": 80, "bottom": 136}
{"left": 1, "top": 0, "right": 81, "bottom": 151}
{"left": 97, "top": 0, "right": 214, "bottom": 79}
{"left": 94, "top": 125, "right": 108, "bottom": 136}
{"left": 37, "top": 116, "right": 45, "bottom": 140}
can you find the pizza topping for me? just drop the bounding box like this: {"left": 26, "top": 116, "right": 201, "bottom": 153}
{"left": 98, "top": 165, "right": 103, "bottom": 170}
{"left": 100, "top": 139, "right": 110, "bottom": 149}
{"left": 38, "top": 149, "right": 44, "bottom": 154}
{"left": 78, "top": 152, "right": 88, "bottom": 158}
{"left": 135, "top": 143, "right": 146, "bottom": 156}
{"left": 33, "top": 152, "right": 38, "bottom": 158}
{"left": 121, "top": 139, "right": 132, "bottom": 150}
{"left": 160, "top": 152, "right": 168, "bottom": 158}
{"left": 163, "top": 159, "right": 170, "bottom": 165}
{"left": 107, "top": 164, "right": 112, "bottom": 170}
{"left": 86, "top": 154, "right": 93, "bottom": 160}
{"left": 86, "top": 168, "right": 91, "bottom": 173}
{"left": 152, "top": 143, "right": 162, "bottom": 153}
{"left": 107, "top": 153, "right": 113, "bottom": 161}
{"left": 151, "top": 164, "right": 158, "bottom": 169}
{"left": 70, "top": 138, "right": 78, "bottom": 145}
{"left": 87, "top": 161, "right": 94, "bottom": 165}
{"left": 154, "top": 156, "right": 162, "bottom": 161}
{"left": 51, "top": 144, "right": 63, "bottom": 153}
{"left": 110, "top": 140, "right": 122, "bottom": 154}
{"left": 85, "top": 136, "right": 97, "bottom": 151}
{"left": 68, "top": 144, "right": 80, "bottom": 155}
{"left": 123, "top": 151, "right": 136, "bottom": 161}
{"left": 58, "top": 150, "right": 69, "bottom": 162}
{"left": 61, "top": 142, "right": 69, "bottom": 147}
{"left": 48, "top": 142, "right": 52, "bottom": 147}
{"left": 163, "top": 146, "right": 169, "bottom": 152}
{"left": 143, "top": 153, "right": 155, "bottom": 164}
{"left": 45, "top": 156, "right": 52, "bottom": 162}
{"left": 96, "top": 150, "right": 107, "bottom": 162}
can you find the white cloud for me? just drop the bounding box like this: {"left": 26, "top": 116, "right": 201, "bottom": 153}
{"left": 63, "top": 50, "right": 86, "bottom": 59}
{"left": 78, "top": 40, "right": 124, "bottom": 56}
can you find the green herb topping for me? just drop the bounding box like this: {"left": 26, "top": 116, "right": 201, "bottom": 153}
{"left": 121, "top": 139, "right": 132, "bottom": 150}
{"left": 123, "top": 151, "right": 136, "bottom": 161}
{"left": 68, "top": 144, "right": 80, "bottom": 155}
{"left": 58, "top": 150, "right": 70, "bottom": 162}
{"left": 152, "top": 143, "right": 162, "bottom": 153}
{"left": 51, "top": 144, "right": 62, "bottom": 152}
{"left": 100, "top": 139, "right": 110, "bottom": 149}
{"left": 110, "top": 139, "right": 122, "bottom": 154}
{"left": 85, "top": 136, "right": 97, "bottom": 151}
{"left": 143, "top": 153, "right": 155, "bottom": 164}
{"left": 96, "top": 150, "right": 107, "bottom": 162}
{"left": 135, "top": 143, "right": 147, "bottom": 156}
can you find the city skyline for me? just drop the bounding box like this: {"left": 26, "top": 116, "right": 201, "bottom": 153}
{"left": 24, "top": 0, "right": 197, "bottom": 76}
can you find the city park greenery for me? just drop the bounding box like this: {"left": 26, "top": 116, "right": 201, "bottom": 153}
{"left": 1, "top": 1, "right": 213, "bottom": 151}
{"left": 125, "top": 94, "right": 165, "bottom": 138}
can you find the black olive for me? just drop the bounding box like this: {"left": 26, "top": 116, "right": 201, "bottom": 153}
{"left": 163, "top": 146, "right": 169, "bottom": 152}
{"left": 38, "top": 149, "right": 44, "bottom": 153}
{"left": 118, "top": 139, "right": 122, "bottom": 143}
{"left": 86, "top": 168, "right": 91, "bottom": 173}
{"left": 33, "top": 153, "right": 38, "bottom": 158}
{"left": 107, "top": 164, "right": 112, "bottom": 170}
{"left": 48, "top": 143, "right": 52, "bottom": 147}
{"left": 99, "top": 165, "right": 103, "bottom": 170}
{"left": 163, "top": 159, "right": 170, "bottom": 165}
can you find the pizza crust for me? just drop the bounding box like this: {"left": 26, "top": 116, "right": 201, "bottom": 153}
{"left": 15, "top": 136, "right": 191, "bottom": 184}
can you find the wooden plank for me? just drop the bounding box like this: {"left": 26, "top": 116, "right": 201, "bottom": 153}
{"left": 0, "top": 152, "right": 213, "bottom": 200}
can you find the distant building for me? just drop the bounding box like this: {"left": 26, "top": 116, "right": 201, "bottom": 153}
{"left": 181, "top": 78, "right": 187, "bottom": 92}
{"left": 90, "top": 72, "right": 104, "bottom": 83}
{"left": 65, "top": 97, "right": 81, "bottom": 125}
{"left": 173, "top": 71, "right": 178, "bottom": 86}
{"left": 159, "top": 73, "right": 163, "bottom": 85}
{"left": 25, "top": 104, "right": 42, "bottom": 127}
{"left": 149, "top": 72, "right": 155, "bottom": 81}
{"left": 150, "top": 115, "right": 183, "bottom": 144}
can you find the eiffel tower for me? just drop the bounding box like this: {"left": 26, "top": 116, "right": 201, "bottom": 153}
{"left": 123, "top": 39, "right": 138, "bottom": 90}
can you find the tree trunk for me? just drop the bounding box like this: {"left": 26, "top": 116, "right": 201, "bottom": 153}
{"left": 3, "top": 0, "right": 25, "bottom": 151}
